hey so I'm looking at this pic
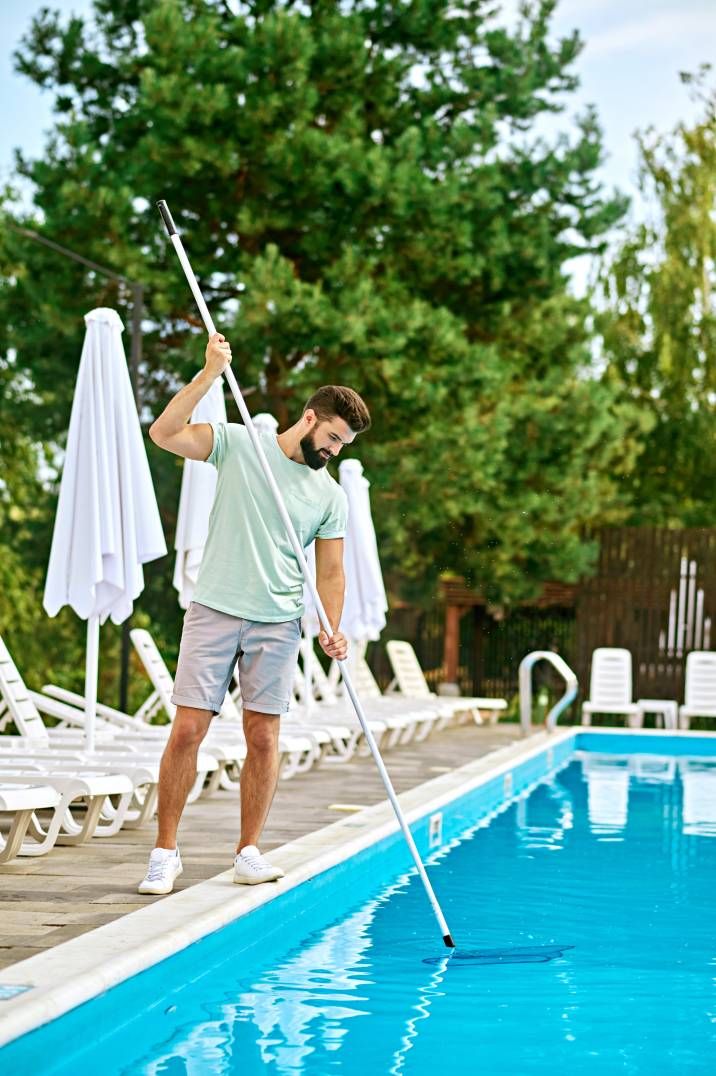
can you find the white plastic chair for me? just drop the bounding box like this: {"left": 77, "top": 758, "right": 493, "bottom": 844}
{"left": 680, "top": 758, "right": 716, "bottom": 834}
{"left": 581, "top": 648, "right": 641, "bottom": 727}
{"left": 679, "top": 651, "right": 716, "bottom": 729}
{"left": 582, "top": 755, "right": 630, "bottom": 832}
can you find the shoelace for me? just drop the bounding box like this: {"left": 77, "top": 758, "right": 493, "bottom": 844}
{"left": 239, "top": 852, "right": 267, "bottom": 872}
{"left": 146, "top": 855, "right": 176, "bottom": 882}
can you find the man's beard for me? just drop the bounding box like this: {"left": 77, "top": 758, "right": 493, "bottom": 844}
{"left": 300, "top": 431, "right": 329, "bottom": 470}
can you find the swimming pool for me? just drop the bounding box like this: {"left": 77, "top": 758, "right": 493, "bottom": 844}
{"left": 2, "top": 729, "right": 715, "bottom": 1073}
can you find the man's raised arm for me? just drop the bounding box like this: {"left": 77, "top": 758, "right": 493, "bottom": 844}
{"left": 149, "top": 332, "right": 232, "bottom": 460}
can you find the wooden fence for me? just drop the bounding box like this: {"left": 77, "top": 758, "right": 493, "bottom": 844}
{"left": 368, "top": 527, "right": 716, "bottom": 709}
{"left": 575, "top": 527, "right": 716, "bottom": 701}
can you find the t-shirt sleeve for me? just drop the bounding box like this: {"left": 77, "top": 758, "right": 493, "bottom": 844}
{"left": 316, "top": 487, "right": 348, "bottom": 540}
{"left": 205, "top": 421, "right": 227, "bottom": 469}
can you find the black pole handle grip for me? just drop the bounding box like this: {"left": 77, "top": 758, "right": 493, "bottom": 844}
{"left": 156, "top": 200, "right": 177, "bottom": 236}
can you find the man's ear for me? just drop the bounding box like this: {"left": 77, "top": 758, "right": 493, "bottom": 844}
{"left": 303, "top": 407, "right": 317, "bottom": 428}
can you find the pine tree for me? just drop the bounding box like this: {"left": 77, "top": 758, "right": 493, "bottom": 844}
{"left": 1, "top": 0, "right": 639, "bottom": 656}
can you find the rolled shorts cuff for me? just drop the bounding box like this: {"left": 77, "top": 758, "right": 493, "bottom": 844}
{"left": 170, "top": 692, "right": 223, "bottom": 715}
{"left": 240, "top": 695, "right": 290, "bottom": 716}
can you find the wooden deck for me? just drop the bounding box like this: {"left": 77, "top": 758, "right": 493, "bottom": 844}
{"left": 0, "top": 722, "right": 521, "bottom": 972}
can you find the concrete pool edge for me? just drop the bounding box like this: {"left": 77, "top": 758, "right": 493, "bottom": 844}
{"left": 1, "top": 724, "right": 714, "bottom": 1048}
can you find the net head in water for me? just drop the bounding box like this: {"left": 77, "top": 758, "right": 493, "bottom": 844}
{"left": 423, "top": 944, "right": 575, "bottom": 967}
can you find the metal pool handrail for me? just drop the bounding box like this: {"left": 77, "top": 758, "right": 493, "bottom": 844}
{"left": 519, "top": 651, "right": 578, "bottom": 733}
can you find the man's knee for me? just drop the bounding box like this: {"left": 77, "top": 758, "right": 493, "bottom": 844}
{"left": 169, "top": 706, "right": 212, "bottom": 751}
{"left": 244, "top": 710, "right": 279, "bottom": 755}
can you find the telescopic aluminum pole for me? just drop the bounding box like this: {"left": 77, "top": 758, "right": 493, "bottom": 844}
{"left": 157, "top": 200, "right": 455, "bottom": 948}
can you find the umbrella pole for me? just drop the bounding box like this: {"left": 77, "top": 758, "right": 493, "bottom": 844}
{"left": 85, "top": 615, "right": 100, "bottom": 752}
{"left": 157, "top": 201, "right": 455, "bottom": 948}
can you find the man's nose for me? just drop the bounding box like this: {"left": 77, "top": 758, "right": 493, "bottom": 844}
{"left": 330, "top": 443, "right": 341, "bottom": 456}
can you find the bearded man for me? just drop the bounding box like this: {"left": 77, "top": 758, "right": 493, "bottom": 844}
{"left": 138, "top": 332, "right": 371, "bottom": 895}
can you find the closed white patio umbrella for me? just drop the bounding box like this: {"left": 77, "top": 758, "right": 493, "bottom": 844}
{"left": 338, "top": 458, "right": 388, "bottom": 643}
{"left": 173, "top": 378, "right": 228, "bottom": 608}
{"left": 303, "top": 457, "right": 388, "bottom": 697}
{"left": 303, "top": 457, "right": 388, "bottom": 640}
{"left": 43, "top": 307, "right": 167, "bottom": 750}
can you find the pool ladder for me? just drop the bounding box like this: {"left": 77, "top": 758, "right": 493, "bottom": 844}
{"left": 519, "top": 651, "right": 578, "bottom": 733}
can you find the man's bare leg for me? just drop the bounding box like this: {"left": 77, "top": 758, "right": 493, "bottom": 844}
{"left": 155, "top": 705, "right": 213, "bottom": 849}
{"left": 236, "top": 708, "right": 281, "bottom": 852}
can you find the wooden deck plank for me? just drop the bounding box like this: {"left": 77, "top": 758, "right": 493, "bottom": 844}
{"left": 0, "top": 722, "right": 520, "bottom": 971}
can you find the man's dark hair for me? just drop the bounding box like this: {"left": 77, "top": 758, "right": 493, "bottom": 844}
{"left": 304, "top": 386, "right": 371, "bottom": 433}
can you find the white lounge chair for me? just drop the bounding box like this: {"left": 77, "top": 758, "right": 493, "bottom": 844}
{"left": 39, "top": 686, "right": 241, "bottom": 795}
{"left": 287, "top": 674, "right": 390, "bottom": 759}
{"left": 385, "top": 640, "right": 508, "bottom": 725}
{"left": 0, "top": 636, "right": 206, "bottom": 821}
{"left": 290, "top": 655, "right": 414, "bottom": 754}
{"left": 581, "top": 648, "right": 641, "bottom": 727}
{"left": 293, "top": 643, "right": 437, "bottom": 754}
{"left": 234, "top": 648, "right": 388, "bottom": 762}
{"left": 341, "top": 652, "right": 450, "bottom": 744}
{"left": 281, "top": 669, "right": 357, "bottom": 762}
{"left": 0, "top": 782, "right": 61, "bottom": 863}
{"left": 0, "top": 742, "right": 161, "bottom": 831}
{"left": 342, "top": 645, "right": 454, "bottom": 741}
{"left": 0, "top": 767, "right": 134, "bottom": 853}
{"left": 679, "top": 651, "right": 716, "bottom": 729}
{"left": 0, "top": 673, "right": 219, "bottom": 804}
{"left": 0, "top": 624, "right": 238, "bottom": 796}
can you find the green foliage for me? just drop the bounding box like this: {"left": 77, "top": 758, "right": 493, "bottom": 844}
{"left": 1, "top": 0, "right": 638, "bottom": 696}
{"left": 597, "top": 67, "right": 716, "bottom": 525}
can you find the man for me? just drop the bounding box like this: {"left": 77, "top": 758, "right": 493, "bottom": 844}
{"left": 138, "top": 332, "right": 371, "bottom": 895}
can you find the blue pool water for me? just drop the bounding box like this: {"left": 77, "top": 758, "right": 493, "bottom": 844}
{"left": 6, "top": 744, "right": 716, "bottom": 1073}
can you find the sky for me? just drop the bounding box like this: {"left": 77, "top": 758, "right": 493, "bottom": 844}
{"left": 2, "top": 0, "right": 716, "bottom": 284}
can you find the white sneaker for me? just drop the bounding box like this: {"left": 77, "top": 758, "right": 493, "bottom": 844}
{"left": 233, "top": 845, "right": 285, "bottom": 885}
{"left": 138, "top": 847, "right": 183, "bottom": 895}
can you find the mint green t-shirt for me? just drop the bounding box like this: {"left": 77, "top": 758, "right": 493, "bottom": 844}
{"left": 192, "top": 422, "right": 348, "bottom": 623}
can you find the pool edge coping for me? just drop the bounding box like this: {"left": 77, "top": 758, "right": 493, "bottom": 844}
{"left": 1, "top": 724, "right": 713, "bottom": 1047}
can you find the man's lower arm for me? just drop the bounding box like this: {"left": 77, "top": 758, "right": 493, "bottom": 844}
{"left": 316, "top": 573, "right": 345, "bottom": 634}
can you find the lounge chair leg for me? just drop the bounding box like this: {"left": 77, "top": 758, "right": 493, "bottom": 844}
{"left": 94, "top": 790, "right": 135, "bottom": 836}
{"left": 219, "top": 766, "right": 242, "bottom": 792}
{"left": 56, "top": 795, "right": 108, "bottom": 846}
{"left": 204, "top": 764, "right": 225, "bottom": 795}
{"left": 122, "top": 784, "right": 159, "bottom": 829}
{"left": 0, "top": 808, "right": 35, "bottom": 863}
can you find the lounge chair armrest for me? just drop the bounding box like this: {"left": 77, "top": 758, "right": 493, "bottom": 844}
{"left": 42, "top": 685, "right": 140, "bottom": 730}
{"left": 29, "top": 690, "right": 84, "bottom": 724}
{"left": 133, "top": 690, "right": 163, "bottom": 724}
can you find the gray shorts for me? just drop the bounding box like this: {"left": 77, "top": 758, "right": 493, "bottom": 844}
{"left": 171, "top": 602, "right": 302, "bottom": 716}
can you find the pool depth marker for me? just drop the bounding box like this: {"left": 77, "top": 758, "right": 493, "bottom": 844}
{"left": 157, "top": 200, "right": 456, "bottom": 949}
